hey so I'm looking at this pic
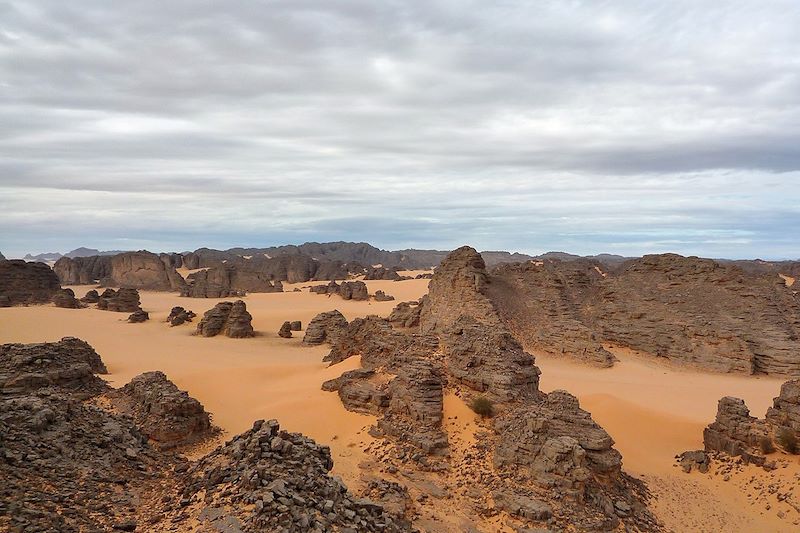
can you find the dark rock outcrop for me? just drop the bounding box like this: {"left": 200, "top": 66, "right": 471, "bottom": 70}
{"left": 278, "top": 321, "right": 293, "bottom": 338}
{"left": 388, "top": 299, "right": 424, "bottom": 328}
{"left": 80, "top": 289, "right": 100, "bottom": 303}
{"left": 374, "top": 290, "right": 395, "bottom": 302}
{"left": 53, "top": 255, "right": 113, "bottom": 285}
{"left": 302, "top": 310, "right": 348, "bottom": 345}
{"left": 97, "top": 288, "right": 142, "bottom": 312}
{"left": 703, "top": 397, "right": 767, "bottom": 465}
{"left": 52, "top": 288, "right": 82, "bottom": 308}
{"left": 488, "top": 253, "right": 800, "bottom": 374}
{"left": 127, "top": 309, "right": 149, "bottom": 323}
{"left": 100, "top": 251, "right": 186, "bottom": 292}
{"left": 310, "top": 280, "right": 370, "bottom": 300}
{"left": 290, "top": 320, "right": 302, "bottom": 331}
{"left": 166, "top": 306, "right": 196, "bottom": 326}
{"left": 766, "top": 379, "right": 800, "bottom": 434}
{"left": 107, "top": 371, "right": 213, "bottom": 449}
{"left": 195, "top": 300, "right": 255, "bottom": 338}
{"left": 182, "top": 264, "right": 280, "bottom": 298}
{"left": 0, "top": 260, "right": 61, "bottom": 306}
{"left": 365, "top": 266, "right": 402, "bottom": 280}
{"left": 0, "top": 337, "right": 108, "bottom": 397}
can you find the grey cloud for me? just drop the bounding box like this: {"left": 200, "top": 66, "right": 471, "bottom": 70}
{"left": 0, "top": 1, "right": 799, "bottom": 258}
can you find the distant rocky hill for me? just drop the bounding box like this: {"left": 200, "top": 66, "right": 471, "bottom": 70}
{"left": 487, "top": 253, "right": 800, "bottom": 375}
{"left": 23, "top": 247, "right": 127, "bottom": 262}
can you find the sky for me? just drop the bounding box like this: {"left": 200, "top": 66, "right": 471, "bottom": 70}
{"left": 1, "top": 0, "right": 799, "bottom": 259}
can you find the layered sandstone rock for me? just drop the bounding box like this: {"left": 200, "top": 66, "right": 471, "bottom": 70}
{"left": 278, "top": 321, "right": 293, "bottom": 338}
{"left": 53, "top": 255, "right": 112, "bottom": 285}
{"left": 195, "top": 300, "right": 255, "bottom": 338}
{"left": 374, "top": 290, "right": 395, "bottom": 301}
{"left": 419, "top": 246, "right": 499, "bottom": 333}
{"left": 310, "top": 280, "right": 369, "bottom": 300}
{"left": 166, "top": 306, "right": 196, "bottom": 326}
{"left": 107, "top": 371, "right": 213, "bottom": 449}
{"left": 364, "top": 266, "right": 402, "bottom": 280}
{"left": 52, "top": 288, "right": 82, "bottom": 308}
{"left": 97, "top": 287, "right": 142, "bottom": 312}
{"left": 302, "top": 310, "right": 348, "bottom": 345}
{"left": 388, "top": 299, "right": 425, "bottom": 328}
{"left": 0, "top": 337, "right": 108, "bottom": 397}
{"left": 182, "top": 264, "right": 281, "bottom": 298}
{"left": 319, "top": 246, "right": 659, "bottom": 531}
{"left": 488, "top": 253, "right": 800, "bottom": 374}
{"left": 765, "top": 379, "right": 800, "bottom": 434}
{"left": 0, "top": 340, "right": 404, "bottom": 533}
{"left": 127, "top": 309, "right": 149, "bottom": 323}
{"left": 703, "top": 397, "right": 769, "bottom": 464}
{"left": 0, "top": 260, "right": 61, "bottom": 306}
{"left": 80, "top": 289, "right": 100, "bottom": 303}
{"left": 100, "top": 251, "right": 186, "bottom": 292}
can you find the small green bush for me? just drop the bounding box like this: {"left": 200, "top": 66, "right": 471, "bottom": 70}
{"left": 759, "top": 435, "right": 776, "bottom": 454}
{"left": 470, "top": 396, "right": 494, "bottom": 418}
{"left": 776, "top": 428, "right": 798, "bottom": 455}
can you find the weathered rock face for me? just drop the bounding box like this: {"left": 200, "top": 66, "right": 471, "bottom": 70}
{"left": 166, "top": 306, "right": 196, "bottom": 326}
{"left": 443, "top": 316, "right": 541, "bottom": 402}
{"left": 97, "top": 287, "right": 142, "bottom": 312}
{"left": 278, "top": 321, "right": 293, "bottom": 338}
{"left": 703, "top": 397, "right": 767, "bottom": 464}
{"left": 490, "top": 253, "right": 800, "bottom": 374}
{"left": 419, "top": 246, "right": 500, "bottom": 333}
{"left": 80, "top": 289, "right": 100, "bottom": 303}
{"left": 309, "top": 280, "right": 370, "bottom": 300}
{"left": 53, "top": 255, "right": 112, "bottom": 285}
{"left": 290, "top": 320, "right": 302, "bottom": 331}
{"left": 319, "top": 244, "right": 658, "bottom": 531}
{"left": 765, "top": 379, "right": 800, "bottom": 434}
{"left": 374, "top": 290, "right": 395, "bottom": 302}
{"left": 365, "top": 266, "right": 402, "bottom": 280}
{"left": 0, "top": 340, "right": 403, "bottom": 533}
{"left": 127, "top": 309, "right": 149, "bottom": 323}
{"left": 182, "top": 264, "right": 281, "bottom": 298}
{"left": 100, "top": 251, "right": 186, "bottom": 292}
{"left": 107, "top": 371, "right": 213, "bottom": 449}
{"left": 487, "top": 260, "right": 616, "bottom": 367}
{"left": 302, "top": 310, "right": 348, "bottom": 345}
{"left": 195, "top": 300, "right": 255, "bottom": 338}
{"left": 177, "top": 419, "right": 411, "bottom": 532}
{"left": 0, "top": 337, "right": 108, "bottom": 397}
{"left": 0, "top": 260, "right": 61, "bottom": 306}
{"left": 52, "top": 288, "right": 82, "bottom": 308}
{"left": 494, "top": 391, "right": 621, "bottom": 483}
{"left": 388, "top": 299, "right": 425, "bottom": 328}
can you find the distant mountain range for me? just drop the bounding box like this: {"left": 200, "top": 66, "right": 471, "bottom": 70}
{"left": 23, "top": 247, "right": 128, "bottom": 262}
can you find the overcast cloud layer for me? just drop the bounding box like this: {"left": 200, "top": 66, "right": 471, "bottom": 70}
{"left": 1, "top": 1, "right": 799, "bottom": 258}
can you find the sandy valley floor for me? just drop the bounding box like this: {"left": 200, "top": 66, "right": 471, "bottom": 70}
{"left": 1, "top": 276, "right": 799, "bottom": 532}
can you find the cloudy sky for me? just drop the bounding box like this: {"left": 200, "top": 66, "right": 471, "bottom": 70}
{"left": 1, "top": 1, "right": 799, "bottom": 259}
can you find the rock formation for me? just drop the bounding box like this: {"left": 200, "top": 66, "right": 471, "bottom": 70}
{"left": 0, "top": 260, "right": 61, "bottom": 306}
{"left": 374, "top": 290, "right": 395, "bottom": 301}
{"left": 182, "top": 264, "right": 282, "bottom": 298}
{"left": 100, "top": 251, "right": 186, "bottom": 291}
{"left": 310, "top": 280, "right": 370, "bottom": 300}
{"left": 0, "top": 339, "right": 404, "bottom": 532}
{"left": 766, "top": 379, "right": 800, "bottom": 434}
{"left": 290, "top": 320, "right": 302, "bottom": 331}
{"left": 166, "top": 306, "right": 196, "bottom": 326}
{"left": 127, "top": 309, "right": 149, "bottom": 323}
{"left": 302, "top": 310, "right": 348, "bottom": 345}
{"left": 195, "top": 300, "right": 255, "bottom": 338}
{"left": 364, "top": 266, "right": 402, "bottom": 280}
{"left": 107, "top": 371, "right": 214, "bottom": 449}
{"left": 701, "top": 381, "right": 800, "bottom": 464}
{"left": 388, "top": 299, "right": 424, "bottom": 328}
{"left": 318, "top": 247, "right": 659, "bottom": 531}
{"left": 97, "top": 287, "right": 142, "bottom": 312}
{"left": 80, "top": 289, "right": 100, "bottom": 303}
{"left": 0, "top": 337, "right": 108, "bottom": 397}
{"left": 52, "top": 288, "right": 82, "bottom": 308}
{"left": 487, "top": 253, "right": 800, "bottom": 374}
{"left": 278, "top": 321, "right": 293, "bottom": 338}
{"left": 53, "top": 255, "right": 113, "bottom": 285}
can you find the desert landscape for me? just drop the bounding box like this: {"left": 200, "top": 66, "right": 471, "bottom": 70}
{"left": 1, "top": 243, "right": 799, "bottom": 532}
{"left": 3, "top": 2, "right": 799, "bottom": 531}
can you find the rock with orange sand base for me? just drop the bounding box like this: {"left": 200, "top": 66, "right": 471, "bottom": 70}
{"left": 52, "top": 288, "right": 82, "bottom": 309}
{"left": 195, "top": 300, "right": 254, "bottom": 338}
{"left": 302, "top": 310, "right": 348, "bottom": 345}
{"left": 0, "top": 259, "right": 61, "bottom": 307}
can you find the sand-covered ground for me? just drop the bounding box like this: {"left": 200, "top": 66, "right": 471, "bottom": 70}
{"left": 1, "top": 276, "right": 799, "bottom": 531}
